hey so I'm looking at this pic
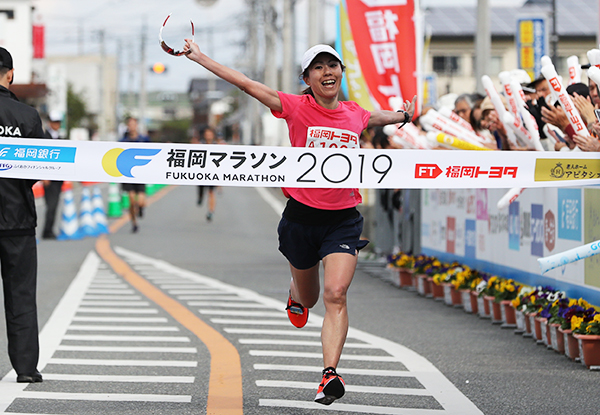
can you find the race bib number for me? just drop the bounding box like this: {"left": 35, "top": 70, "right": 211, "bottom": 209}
{"left": 306, "top": 126, "right": 359, "bottom": 149}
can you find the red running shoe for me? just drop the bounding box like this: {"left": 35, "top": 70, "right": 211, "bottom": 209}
{"left": 286, "top": 294, "right": 308, "bottom": 328}
{"left": 315, "top": 367, "right": 345, "bottom": 405}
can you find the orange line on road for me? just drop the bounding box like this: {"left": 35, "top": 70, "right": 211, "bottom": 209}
{"left": 97, "top": 186, "right": 244, "bottom": 414}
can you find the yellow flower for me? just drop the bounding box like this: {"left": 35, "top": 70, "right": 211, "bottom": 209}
{"left": 594, "top": 314, "right": 600, "bottom": 323}
{"left": 571, "top": 316, "right": 584, "bottom": 331}
{"left": 512, "top": 298, "right": 520, "bottom": 307}
{"left": 568, "top": 299, "right": 577, "bottom": 307}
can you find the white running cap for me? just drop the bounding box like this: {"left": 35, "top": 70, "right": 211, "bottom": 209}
{"left": 301, "top": 44, "right": 343, "bottom": 73}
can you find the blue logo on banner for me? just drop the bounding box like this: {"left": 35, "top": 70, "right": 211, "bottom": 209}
{"left": 558, "top": 188, "right": 581, "bottom": 241}
{"left": 465, "top": 219, "right": 476, "bottom": 258}
{"left": 531, "top": 204, "right": 544, "bottom": 257}
{"left": 509, "top": 201, "right": 520, "bottom": 251}
{"left": 0, "top": 145, "right": 76, "bottom": 163}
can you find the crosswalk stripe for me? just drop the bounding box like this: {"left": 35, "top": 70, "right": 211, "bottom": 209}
{"left": 225, "top": 328, "right": 321, "bottom": 337}
{"left": 187, "top": 302, "right": 271, "bottom": 308}
{"left": 254, "top": 364, "right": 415, "bottom": 377}
{"left": 20, "top": 391, "right": 191, "bottom": 403}
{"left": 68, "top": 325, "right": 179, "bottom": 332}
{"left": 80, "top": 301, "right": 150, "bottom": 306}
{"left": 42, "top": 374, "right": 195, "bottom": 383}
{"left": 76, "top": 307, "right": 158, "bottom": 314}
{"left": 198, "top": 310, "right": 286, "bottom": 317}
{"left": 86, "top": 289, "right": 136, "bottom": 294}
{"left": 239, "top": 339, "right": 375, "bottom": 348}
{"left": 250, "top": 350, "right": 400, "bottom": 362}
{"left": 72, "top": 316, "right": 168, "bottom": 323}
{"left": 210, "top": 318, "right": 319, "bottom": 327}
{"left": 57, "top": 345, "right": 197, "bottom": 353}
{"left": 48, "top": 358, "right": 197, "bottom": 367}
{"left": 62, "top": 335, "right": 190, "bottom": 342}
{"left": 83, "top": 295, "right": 142, "bottom": 300}
{"left": 259, "top": 399, "right": 444, "bottom": 414}
{"left": 256, "top": 380, "right": 431, "bottom": 396}
{"left": 167, "top": 290, "right": 241, "bottom": 295}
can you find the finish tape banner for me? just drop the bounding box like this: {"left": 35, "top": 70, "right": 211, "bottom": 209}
{"left": 2, "top": 137, "right": 600, "bottom": 189}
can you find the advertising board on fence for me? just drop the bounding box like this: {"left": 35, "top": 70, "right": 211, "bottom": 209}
{"left": 421, "top": 187, "right": 600, "bottom": 305}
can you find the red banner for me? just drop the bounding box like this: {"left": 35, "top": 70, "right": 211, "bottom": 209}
{"left": 32, "top": 24, "right": 45, "bottom": 59}
{"left": 346, "top": 0, "right": 416, "bottom": 111}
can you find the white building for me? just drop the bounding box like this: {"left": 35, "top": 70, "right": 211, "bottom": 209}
{"left": 0, "top": 0, "right": 34, "bottom": 84}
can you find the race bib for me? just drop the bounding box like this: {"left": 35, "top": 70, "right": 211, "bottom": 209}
{"left": 306, "top": 126, "right": 359, "bottom": 149}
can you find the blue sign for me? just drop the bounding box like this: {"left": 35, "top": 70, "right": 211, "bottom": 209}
{"left": 516, "top": 17, "right": 547, "bottom": 81}
{"left": 558, "top": 188, "right": 582, "bottom": 241}
{"left": 509, "top": 201, "right": 520, "bottom": 251}
{"left": 0, "top": 145, "right": 76, "bottom": 163}
{"left": 531, "top": 204, "right": 544, "bottom": 257}
{"left": 465, "top": 219, "right": 476, "bottom": 258}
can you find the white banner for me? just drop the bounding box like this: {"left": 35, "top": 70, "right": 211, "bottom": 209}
{"left": 2, "top": 137, "right": 600, "bottom": 189}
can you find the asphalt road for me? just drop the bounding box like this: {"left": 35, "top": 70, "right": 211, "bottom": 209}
{"left": 0, "top": 184, "right": 598, "bottom": 415}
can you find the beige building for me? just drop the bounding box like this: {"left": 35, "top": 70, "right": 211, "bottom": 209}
{"left": 423, "top": 0, "right": 598, "bottom": 103}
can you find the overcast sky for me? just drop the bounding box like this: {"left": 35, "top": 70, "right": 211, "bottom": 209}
{"left": 33, "top": 0, "right": 527, "bottom": 93}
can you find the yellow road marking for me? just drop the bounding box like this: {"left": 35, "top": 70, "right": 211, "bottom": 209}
{"left": 98, "top": 186, "right": 244, "bottom": 414}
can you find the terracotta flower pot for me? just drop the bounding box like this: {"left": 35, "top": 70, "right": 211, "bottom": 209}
{"left": 534, "top": 316, "right": 546, "bottom": 344}
{"left": 424, "top": 277, "right": 433, "bottom": 298}
{"left": 485, "top": 295, "right": 502, "bottom": 324}
{"left": 461, "top": 289, "right": 475, "bottom": 313}
{"left": 560, "top": 327, "right": 580, "bottom": 361}
{"left": 431, "top": 280, "right": 444, "bottom": 300}
{"left": 417, "top": 274, "right": 428, "bottom": 296}
{"left": 500, "top": 300, "right": 517, "bottom": 328}
{"left": 549, "top": 323, "right": 565, "bottom": 354}
{"left": 450, "top": 285, "right": 463, "bottom": 308}
{"left": 399, "top": 268, "right": 413, "bottom": 288}
{"left": 469, "top": 290, "right": 479, "bottom": 314}
{"left": 478, "top": 294, "right": 490, "bottom": 318}
{"left": 573, "top": 334, "right": 600, "bottom": 369}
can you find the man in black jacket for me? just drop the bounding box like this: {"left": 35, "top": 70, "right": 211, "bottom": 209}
{"left": 0, "top": 47, "right": 44, "bottom": 383}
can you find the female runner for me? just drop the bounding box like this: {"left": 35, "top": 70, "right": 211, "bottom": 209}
{"left": 184, "top": 39, "right": 416, "bottom": 405}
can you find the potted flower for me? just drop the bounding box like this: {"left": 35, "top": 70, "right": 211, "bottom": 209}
{"left": 387, "top": 252, "right": 414, "bottom": 288}
{"left": 466, "top": 276, "right": 482, "bottom": 314}
{"left": 431, "top": 269, "right": 447, "bottom": 301}
{"left": 559, "top": 299, "right": 597, "bottom": 361}
{"left": 493, "top": 279, "right": 521, "bottom": 328}
{"left": 481, "top": 276, "right": 503, "bottom": 324}
{"left": 543, "top": 298, "right": 571, "bottom": 354}
{"left": 413, "top": 255, "right": 437, "bottom": 296}
{"left": 572, "top": 313, "right": 600, "bottom": 369}
{"left": 512, "top": 286, "right": 535, "bottom": 335}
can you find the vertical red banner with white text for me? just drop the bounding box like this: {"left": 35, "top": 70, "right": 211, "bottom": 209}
{"left": 346, "top": 0, "right": 416, "bottom": 111}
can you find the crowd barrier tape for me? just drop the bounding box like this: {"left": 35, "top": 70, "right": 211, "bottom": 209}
{"left": 3, "top": 137, "right": 600, "bottom": 189}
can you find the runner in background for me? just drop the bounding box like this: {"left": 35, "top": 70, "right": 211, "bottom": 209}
{"left": 120, "top": 117, "right": 150, "bottom": 233}
{"left": 196, "top": 127, "right": 223, "bottom": 221}
{"left": 183, "top": 39, "right": 415, "bottom": 405}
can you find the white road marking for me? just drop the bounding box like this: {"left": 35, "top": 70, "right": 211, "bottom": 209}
{"left": 80, "top": 301, "right": 150, "bottom": 306}
{"left": 57, "top": 346, "right": 197, "bottom": 353}
{"left": 47, "top": 358, "right": 197, "bottom": 367}
{"left": 209, "top": 318, "right": 320, "bottom": 327}
{"left": 83, "top": 295, "right": 142, "bottom": 300}
{"left": 72, "top": 316, "right": 168, "bottom": 323}
{"left": 239, "top": 339, "right": 375, "bottom": 348}
{"left": 260, "top": 399, "right": 444, "bottom": 414}
{"left": 256, "top": 380, "right": 431, "bottom": 396}
{"left": 76, "top": 307, "right": 158, "bottom": 314}
{"left": 198, "top": 309, "right": 286, "bottom": 317}
{"left": 20, "top": 391, "right": 191, "bottom": 403}
{"left": 62, "top": 335, "right": 190, "bottom": 342}
{"left": 187, "top": 301, "right": 272, "bottom": 308}
{"left": 225, "top": 328, "right": 322, "bottom": 337}
{"left": 68, "top": 325, "right": 180, "bottom": 332}
{"left": 42, "top": 374, "right": 195, "bottom": 383}
{"left": 250, "top": 350, "right": 401, "bottom": 362}
{"left": 254, "top": 364, "right": 415, "bottom": 377}
{"left": 86, "top": 289, "right": 136, "bottom": 294}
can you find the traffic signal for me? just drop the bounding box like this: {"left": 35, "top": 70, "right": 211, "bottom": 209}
{"left": 151, "top": 62, "right": 167, "bottom": 74}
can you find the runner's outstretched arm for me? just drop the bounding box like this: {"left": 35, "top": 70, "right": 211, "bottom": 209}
{"left": 368, "top": 95, "right": 417, "bottom": 128}
{"left": 184, "top": 39, "right": 282, "bottom": 113}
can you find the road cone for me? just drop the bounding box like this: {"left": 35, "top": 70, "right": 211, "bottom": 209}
{"left": 78, "top": 187, "right": 98, "bottom": 238}
{"left": 92, "top": 186, "right": 109, "bottom": 234}
{"left": 107, "top": 183, "right": 122, "bottom": 218}
{"left": 121, "top": 189, "right": 130, "bottom": 210}
{"left": 56, "top": 184, "right": 80, "bottom": 240}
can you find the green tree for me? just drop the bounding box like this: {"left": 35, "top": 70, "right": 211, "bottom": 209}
{"left": 66, "top": 83, "right": 88, "bottom": 138}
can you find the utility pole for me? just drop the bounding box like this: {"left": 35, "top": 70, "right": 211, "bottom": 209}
{"left": 282, "top": 0, "right": 296, "bottom": 93}
{"left": 264, "top": 0, "right": 278, "bottom": 90}
{"left": 474, "top": 0, "right": 490, "bottom": 94}
{"left": 550, "top": 0, "right": 558, "bottom": 63}
{"left": 308, "top": 0, "right": 322, "bottom": 47}
{"left": 139, "top": 17, "right": 148, "bottom": 134}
